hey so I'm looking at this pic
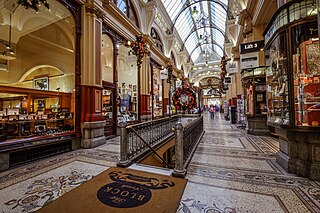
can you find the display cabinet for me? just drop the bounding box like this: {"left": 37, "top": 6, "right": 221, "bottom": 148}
{"left": 293, "top": 38, "right": 320, "bottom": 127}
{"left": 263, "top": 0, "right": 319, "bottom": 179}
{"left": 265, "top": 32, "right": 290, "bottom": 125}
{"left": 242, "top": 67, "right": 269, "bottom": 135}
{"left": 102, "top": 87, "right": 116, "bottom": 138}
{"left": 0, "top": 86, "right": 74, "bottom": 142}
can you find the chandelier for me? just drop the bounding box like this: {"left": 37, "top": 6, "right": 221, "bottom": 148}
{"left": 18, "top": 0, "right": 50, "bottom": 12}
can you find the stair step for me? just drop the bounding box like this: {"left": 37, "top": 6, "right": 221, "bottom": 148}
{"left": 128, "top": 163, "right": 173, "bottom": 176}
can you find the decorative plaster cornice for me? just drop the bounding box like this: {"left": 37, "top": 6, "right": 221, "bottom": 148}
{"left": 85, "top": 4, "right": 104, "bottom": 19}
{"left": 238, "top": 9, "right": 252, "bottom": 26}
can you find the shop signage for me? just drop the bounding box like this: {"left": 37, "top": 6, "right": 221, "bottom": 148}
{"left": 240, "top": 40, "right": 264, "bottom": 54}
{"left": 97, "top": 170, "right": 175, "bottom": 208}
{"left": 240, "top": 52, "right": 259, "bottom": 70}
{"left": 226, "top": 61, "right": 238, "bottom": 74}
{"left": 224, "top": 77, "right": 232, "bottom": 84}
{"left": 160, "top": 69, "right": 168, "bottom": 79}
{"left": 97, "top": 181, "right": 152, "bottom": 208}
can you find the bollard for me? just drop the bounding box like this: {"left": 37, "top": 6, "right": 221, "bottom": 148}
{"left": 173, "top": 122, "right": 187, "bottom": 177}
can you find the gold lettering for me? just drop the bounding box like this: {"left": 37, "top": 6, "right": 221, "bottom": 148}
{"left": 121, "top": 191, "right": 129, "bottom": 196}
{"left": 104, "top": 187, "right": 112, "bottom": 193}
{"left": 138, "top": 195, "right": 145, "bottom": 201}
{"left": 131, "top": 193, "right": 137, "bottom": 199}
{"left": 112, "top": 189, "right": 120, "bottom": 194}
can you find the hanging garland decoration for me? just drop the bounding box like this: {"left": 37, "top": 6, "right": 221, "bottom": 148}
{"left": 18, "top": 0, "right": 50, "bottom": 12}
{"left": 172, "top": 84, "right": 197, "bottom": 111}
{"left": 219, "top": 56, "right": 227, "bottom": 92}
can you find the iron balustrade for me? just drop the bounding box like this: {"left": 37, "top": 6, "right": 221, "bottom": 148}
{"left": 118, "top": 116, "right": 179, "bottom": 167}
{"left": 173, "top": 115, "right": 204, "bottom": 177}
{"left": 182, "top": 116, "right": 203, "bottom": 163}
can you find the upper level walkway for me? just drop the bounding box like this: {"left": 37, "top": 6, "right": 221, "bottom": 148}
{"left": 1, "top": 112, "right": 320, "bottom": 212}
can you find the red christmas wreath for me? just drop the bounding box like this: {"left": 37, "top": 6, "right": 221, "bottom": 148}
{"left": 172, "top": 87, "right": 197, "bottom": 111}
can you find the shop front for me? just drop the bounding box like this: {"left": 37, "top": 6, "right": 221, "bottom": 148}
{"left": 117, "top": 43, "right": 139, "bottom": 123}
{"left": 0, "top": 0, "right": 81, "bottom": 170}
{"left": 240, "top": 40, "right": 269, "bottom": 135}
{"left": 150, "top": 61, "right": 164, "bottom": 119}
{"left": 264, "top": 0, "right": 320, "bottom": 179}
{"left": 242, "top": 67, "right": 268, "bottom": 135}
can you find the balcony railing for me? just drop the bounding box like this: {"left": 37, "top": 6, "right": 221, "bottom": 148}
{"left": 118, "top": 115, "right": 179, "bottom": 167}
{"left": 118, "top": 114, "right": 204, "bottom": 178}
{"left": 173, "top": 115, "right": 204, "bottom": 177}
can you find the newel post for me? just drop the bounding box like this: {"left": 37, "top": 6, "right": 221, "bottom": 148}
{"left": 173, "top": 122, "right": 187, "bottom": 177}
{"left": 117, "top": 122, "right": 130, "bottom": 167}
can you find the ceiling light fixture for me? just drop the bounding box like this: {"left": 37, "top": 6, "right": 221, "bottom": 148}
{"left": 191, "top": 6, "right": 199, "bottom": 18}
{"left": 199, "top": 35, "right": 203, "bottom": 44}
{"left": 18, "top": 0, "right": 50, "bottom": 12}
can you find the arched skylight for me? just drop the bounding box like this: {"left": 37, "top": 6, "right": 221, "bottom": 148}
{"left": 161, "top": 0, "right": 228, "bottom": 62}
{"left": 161, "top": 0, "right": 228, "bottom": 64}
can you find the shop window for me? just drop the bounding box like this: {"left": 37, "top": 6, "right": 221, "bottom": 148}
{"left": 117, "top": 44, "right": 138, "bottom": 122}
{"left": 266, "top": 32, "right": 290, "bottom": 124}
{"left": 0, "top": 0, "right": 76, "bottom": 142}
{"left": 102, "top": 34, "right": 114, "bottom": 83}
{"left": 293, "top": 37, "right": 320, "bottom": 127}
{"left": 115, "top": 0, "right": 139, "bottom": 28}
{"left": 151, "top": 27, "right": 164, "bottom": 53}
{"left": 153, "top": 68, "right": 162, "bottom": 117}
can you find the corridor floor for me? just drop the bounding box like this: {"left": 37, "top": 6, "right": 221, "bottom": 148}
{"left": 1, "top": 113, "right": 320, "bottom": 212}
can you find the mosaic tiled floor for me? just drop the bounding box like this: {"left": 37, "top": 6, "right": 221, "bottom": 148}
{"left": 1, "top": 112, "right": 320, "bottom": 212}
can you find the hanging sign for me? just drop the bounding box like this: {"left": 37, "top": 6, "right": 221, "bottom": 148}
{"left": 160, "top": 69, "right": 168, "bottom": 80}
{"left": 224, "top": 76, "right": 232, "bottom": 84}
{"left": 240, "top": 52, "right": 259, "bottom": 70}
{"left": 240, "top": 40, "right": 264, "bottom": 54}
{"left": 176, "top": 79, "right": 182, "bottom": 88}
{"left": 226, "top": 61, "right": 238, "bottom": 74}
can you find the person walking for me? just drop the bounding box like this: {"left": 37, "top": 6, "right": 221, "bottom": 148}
{"left": 209, "top": 105, "right": 215, "bottom": 119}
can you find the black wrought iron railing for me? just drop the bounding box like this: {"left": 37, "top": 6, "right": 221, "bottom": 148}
{"left": 173, "top": 115, "right": 204, "bottom": 177}
{"left": 182, "top": 116, "right": 203, "bottom": 163}
{"left": 118, "top": 116, "right": 179, "bottom": 167}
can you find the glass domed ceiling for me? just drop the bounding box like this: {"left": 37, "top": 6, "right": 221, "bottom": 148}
{"left": 161, "top": 0, "right": 228, "bottom": 63}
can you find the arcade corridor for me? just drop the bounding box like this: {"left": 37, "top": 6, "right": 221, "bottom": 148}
{"left": 0, "top": 112, "right": 320, "bottom": 212}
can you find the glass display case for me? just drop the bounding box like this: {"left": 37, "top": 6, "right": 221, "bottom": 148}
{"left": 242, "top": 67, "right": 267, "bottom": 116}
{"left": 266, "top": 32, "right": 290, "bottom": 125}
{"left": 293, "top": 38, "right": 320, "bottom": 127}
{"left": 0, "top": 86, "right": 74, "bottom": 142}
{"left": 263, "top": 0, "right": 319, "bottom": 179}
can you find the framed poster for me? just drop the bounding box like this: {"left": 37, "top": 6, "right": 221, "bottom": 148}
{"left": 33, "top": 77, "right": 49, "bottom": 90}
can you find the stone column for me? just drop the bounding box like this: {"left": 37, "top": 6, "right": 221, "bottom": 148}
{"left": 140, "top": 51, "right": 151, "bottom": 120}
{"left": 80, "top": 2, "right": 106, "bottom": 148}
{"left": 173, "top": 122, "right": 186, "bottom": 177}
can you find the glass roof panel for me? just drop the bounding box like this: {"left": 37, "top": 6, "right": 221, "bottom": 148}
{"left": 161, "top": 0, "right": 228, "bottom": 63}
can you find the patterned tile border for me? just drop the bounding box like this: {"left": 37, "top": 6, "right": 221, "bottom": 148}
{"left": 195, "top": 146, "right": 275, "bottom": 159}
{"left": 189, "top": 158, "right": 282, "bottom": 175}
{"left": 180, "top": 180, "right": 289, "bottom": 213}
{"left": 0, "top": 149, "right": 119, "bottom": 189}
{"left": 187, "top": 164, "right": 320, "bottom": 209}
